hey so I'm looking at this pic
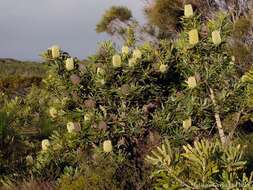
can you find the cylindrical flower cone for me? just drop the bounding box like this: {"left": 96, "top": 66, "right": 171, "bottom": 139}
{"left": 212, "top": 30, "right": 222, "bottom": 45}
{"left": 187, "top": 76, "right": 197, "bottom": 88}
{"left": 112, "top": 54, "right": 122, "bottom": 68}
{"left": 65, "top": 58, "right": 74, "bottom": 71}
{"left": 189, "top": 29, "right": 199, "bottom": 45}
{"left": 184, "top": 4, "right": 193, "bottom": 18}
{"left": 51, "top": 45, "right": 60, "bottom": 59}
{"left": 103, "top": 140, "right": 113, "bottom": 153}
{"left": 41, "top": 139, "right": 50, "bottom": 151}
{"left": 183, "top": 117, "right": 192, "bottom": 129}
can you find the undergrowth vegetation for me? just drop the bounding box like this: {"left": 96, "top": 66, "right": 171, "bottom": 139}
{"left": 0, "top": 59, "right": 46, "bottom": 96}
{"left": 1, "top": 3, "right": 253, "bottom": 190}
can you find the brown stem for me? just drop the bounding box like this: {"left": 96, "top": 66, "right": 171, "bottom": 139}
{"left": 209, "top": 88, "right": 226, "bottom": 144}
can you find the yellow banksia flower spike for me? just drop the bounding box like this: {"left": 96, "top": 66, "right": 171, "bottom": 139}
{"left": 187, "top": 76, "right": 197, "bottom": 88}
{"left": 183, "top": 117, "right": 192, "bottom": 129}
{"left": 51, "top": 45, "right": 60, "bottom": 59}
{"left": 184, "top": 4, "right": 193, "bottom": 18}
{"left": 103, "top": 140, "right": 113, "bottom": 153}
{"left": 112, "top": 54, "right": 122, "bottom": 68}
{"left": 41, "top": 139, "right": 50, "bottom": 151}
{"left": 189, "top": 29, "right": 199, "bottom": 45}
{"left": 212, "top": 30, "right": 222, "bottom": 45}
{"left": 65, "top": 58, "right": 74, "bottom": 71}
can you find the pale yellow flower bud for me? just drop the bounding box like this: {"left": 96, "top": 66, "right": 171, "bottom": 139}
{"left": 212, "top": 30, "right": 222, "bottom": 45}
{"left": 103, "top": 140, "right": 113, "bottom": 153}
{"left": 65, "top": 58, "right": 74, "bottom": 71}
{"left": 49, "top": 107, "right": 58, "bottom": 118}
{"left": 159, "top": 64, "right": 168, "bottom": 73}
{"left": 122, "top": 46, "right": 129, "bottom": 55}
{"left": 189, "top": 29, "right": 199, "bottom": 45}
{"left": 187, "top": 76, "right": 197, "bottom": 88}
{"left": 184, "top": 4, "right": 193, "bottom": 18}
{"left": 183, "top": 117, "right": 192, "bottom": 129}
{"left": 67, "top": 122, "right": 81, "bottom": 133}
{"left": 112, "top": 54, "right": 122, "bottom": 68}
{"left": 41, "top": 139, "right": 50, "bottom": 151}
{"left": 133, "top": 49, "right": 142, "bottom": 60}
{"left": 51, "top": 45, "right": 60, "bottom": 59}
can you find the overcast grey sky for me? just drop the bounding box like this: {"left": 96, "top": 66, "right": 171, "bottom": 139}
{"left": 0, "top": 0, "right": 144, "bottom": 60}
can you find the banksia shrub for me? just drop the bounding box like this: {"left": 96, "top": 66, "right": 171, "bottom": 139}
{"left": 25, "top": 7, "right": 253, "bottom": 189}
